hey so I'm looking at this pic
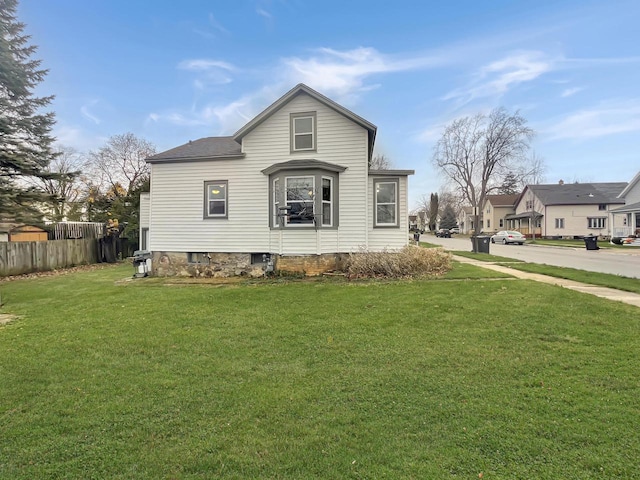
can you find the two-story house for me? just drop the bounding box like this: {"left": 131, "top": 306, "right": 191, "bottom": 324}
{"left": 482, "top": 194, "right": 518, "bottom": 233}
{"left": 506, "top": 181, "right": 627, "bottom": 238}
{"left": 140, "top": 84, "right": 414, "bottom": 276}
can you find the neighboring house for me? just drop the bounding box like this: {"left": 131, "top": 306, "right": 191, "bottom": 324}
{"left": 142, "top": 84, "right": 414, "bottom": 276}
{"left": 459, "top": 206, "right": 474, "bottom": 234}
{"left": 506, "top": 181, "right": 627, "bottom": 238}
{"left": 481, "top": 194, "right": 519, "bottom": 233}
{"left": 611, "top": 171, "right": 640, "bottom": 237}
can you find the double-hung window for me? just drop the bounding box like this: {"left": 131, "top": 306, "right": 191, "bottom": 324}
{"left": 273, "top": 178, "right": 280, "bottom": 227}
{"left": 374, "top": 179, "right": 398, "bottom": 227}
{"left": 322, "top": 177, "right": 332, "bottom": 226}
{"left": 291, "top": 112, "right": 316, "bottom": 151}
{"left": 286, "top": 176, "right": 315, "bottom": 225}
{"left": 204, "top": 180, "right": 228, "bottom": 219}
{"left": 555, "top": 218, "right": 565, "bottom": 229}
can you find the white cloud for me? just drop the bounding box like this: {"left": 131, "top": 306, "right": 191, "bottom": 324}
{"left": 208, "top": 13, "right": 229, "bottom": 35}
{"left": 279, "top": 47, "right": 441, "bottom": 102}
{"left": 178, "top": 59, "right": 236, "bottom": 72}
{"left": 80, "top": 99, "right": 101, "bottom": 124}
{"left": 256, "top": 8, "right": 272, "bottom": 20}
{"left": 178, "top": 59, "right": 237, "bottom": 88}
{"left": 561, "top": 87, "right": 584, "bottom": 97}
{"left": 443, "top": 51, "right": 555, "bottom": 105}
{"left": 546, "top": 99, "right": 640, "bottom": 140}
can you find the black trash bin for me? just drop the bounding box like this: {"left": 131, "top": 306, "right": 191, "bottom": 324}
{"left": 471, "top": 236, "right": 491, "bottom": 253}
{"left": 584, "top": 235, "right": 599, "bottom": 250}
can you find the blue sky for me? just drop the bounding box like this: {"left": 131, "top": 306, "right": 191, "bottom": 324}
{"left": 20, "top": 0, "right": 640, "bottom": 207}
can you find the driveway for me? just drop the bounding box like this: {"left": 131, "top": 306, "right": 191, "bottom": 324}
{"left": 425, "top": 235, "right": 640, "bottom": 279}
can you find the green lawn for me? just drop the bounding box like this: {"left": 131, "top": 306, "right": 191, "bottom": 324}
{"left": 451, "top": 251, "right": 525, "bottom": 263}
{"left": 1, "top": 264, "right": 639, "bottom": 478}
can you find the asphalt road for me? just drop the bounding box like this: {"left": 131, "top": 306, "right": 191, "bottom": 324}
{"left": 425, "top": 235, "right": 640, "bottom": 279}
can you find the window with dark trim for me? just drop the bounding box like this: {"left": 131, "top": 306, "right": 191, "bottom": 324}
{"left": 268, "top": 169, "right": 339, "bottom": 229}
{"left": 204, "top": 180, "right": 228, "bottom": 219}
{"left": 286, "top": 176, "right": 315, "bottom": 225}
{"left": 291, "top": 112, "right": 316, "bottom": 152}
{"left": 598, "top": 204, "right": 607, "bottom": 211}
{"left": 374, "top": 178, "right": 399, "bottom": 227}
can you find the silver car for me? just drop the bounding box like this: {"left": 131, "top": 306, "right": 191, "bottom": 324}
{"left": 491, "top": 230, "right": 526, "bottom": 245}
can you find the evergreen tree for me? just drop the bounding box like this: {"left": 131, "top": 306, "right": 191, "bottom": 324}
{"left": 439, "top": 204, "right": 457, "bottom": 229}
{"left": 0, "top": 0, "right": 58, "bottom": 222}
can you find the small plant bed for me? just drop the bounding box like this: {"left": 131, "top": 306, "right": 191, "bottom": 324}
{"left": 451, "top": 251, "right": 524, "bottom": 263}
{"left": 500, "top": 262, "right": 640, "bottom": 294}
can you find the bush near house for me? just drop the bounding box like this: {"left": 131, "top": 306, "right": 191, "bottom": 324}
{"left": 345, "top": 245, "right": 451, "bottom": 278}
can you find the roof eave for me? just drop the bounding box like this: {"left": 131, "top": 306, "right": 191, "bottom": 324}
{"left": 146, "top": 153, "right": 245, "bottom": 164}
{"left": 369, "top": 169, "right": 415, "bottom": 176}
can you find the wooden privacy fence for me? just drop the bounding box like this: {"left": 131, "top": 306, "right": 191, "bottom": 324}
{"left": 0, "top": 238, "right": 100, "bottom": 277}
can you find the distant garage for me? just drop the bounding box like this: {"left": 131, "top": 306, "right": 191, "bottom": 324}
{"left": 0, "top": 223, "right": 48, "bottom": 242}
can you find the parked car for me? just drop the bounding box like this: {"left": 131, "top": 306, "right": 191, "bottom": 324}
{"left": 435, "top": 228, "right": 451, "bottom": 238}
{"left": 450, "top": 227, "right": 460, "bottom": 234}
{"left": 491, "top": 230, "right": 526, "bottom": 245}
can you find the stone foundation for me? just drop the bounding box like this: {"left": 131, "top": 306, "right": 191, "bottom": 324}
{"left": 151, "top": 251, "right": 347, "bottom": 277}
{"left": 152, "top": 252, "right": 265, "bottom": 278}
{"left": 275, "top": 253, "right": 348, "bottom": 276}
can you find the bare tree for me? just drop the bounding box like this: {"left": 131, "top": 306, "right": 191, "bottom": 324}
{"left": 369, "top": 153, "right": 393, "bottom": 170}
{"left": 87, "top": 133, "right": 155, "bottom": 195}
{"left": 28, "top": 146, "right": 83, "bottom": 221}
{"left": 521, "top": 150, "right": 546, "bottom": 186}
{"left": 432, "top": 107, "right": 535, "bottom": 250}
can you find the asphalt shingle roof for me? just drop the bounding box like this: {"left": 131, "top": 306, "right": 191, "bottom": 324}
{"left": 147, "top": 136, "right": 242, "bottom": 162}
{"left": 528, "top": 182, "right": 627, "bottom": 205}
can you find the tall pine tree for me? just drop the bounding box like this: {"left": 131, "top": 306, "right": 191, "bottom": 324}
{"left": 0, "top": 0, "right": 57, "bottom": 222}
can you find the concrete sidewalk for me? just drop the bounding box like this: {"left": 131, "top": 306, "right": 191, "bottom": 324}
{"left": 453, "top": 255, "right": 640, "bottom": 308}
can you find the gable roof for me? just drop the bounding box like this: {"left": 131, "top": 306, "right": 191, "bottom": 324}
{"left": 147, "top": 136, "right": 243, "bottom": 163}
{"left": 618, "top": 171, "right": 640, "bottom": 199}
{"left": 524, "top": 182, "right": 627, "bottom": 206}
{"left": 486, "top": 194, "right": 519, "bottom": 207}
{"left": 233, "top": 83, "right": 377, "bottom": 161}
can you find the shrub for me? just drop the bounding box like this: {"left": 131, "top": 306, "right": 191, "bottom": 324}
{"left": 345, "top": 245, "right": 452, "bottom": 279}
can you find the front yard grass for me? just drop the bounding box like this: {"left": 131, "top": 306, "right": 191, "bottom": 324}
{"left": 1, "top": 264, "right": 639, "bottom": 478}
{"left": 500, "top": 262, "right": 640, "bottom": 295}
{"left": 451, "top": 251, "right": 525, "bottom": 263}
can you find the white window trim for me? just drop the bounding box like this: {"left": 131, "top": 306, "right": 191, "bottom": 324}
{"left": 321, "top": 176, "right": 333, "bottom": 227}
{"left": 587, "top": 217, "right": 606, "bottom": 229}
{"left": 291, "top": 113, "right": 316, "bottom": 152}
{"left": 285, "top": 175, "right": 315, "bottom": 227}
{"left": 273, "top": 178, "right": 280, "bottom": 228}
{"left": 374, "top": 179, "right": 399, "bottom": 227}
{"left": 204, "top": 180, "right": 228, "bottom": 219}
{"left": 555, "top": 218, "right": 565, "bottom": 229}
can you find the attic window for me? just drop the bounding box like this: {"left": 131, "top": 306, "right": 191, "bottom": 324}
{"left": 291, "top": 112, "right": 316, "bottom": 152}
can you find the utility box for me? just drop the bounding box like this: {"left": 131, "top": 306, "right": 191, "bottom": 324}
{"left": 133, "top": 250, "right": 152, "bottom": 277}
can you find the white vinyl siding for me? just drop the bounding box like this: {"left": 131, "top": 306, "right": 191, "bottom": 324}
{"left": 368, "top": 176, "right": 410, "bottom": 250}
{"left": 149, "top": 93, "right": 375, "bottom": 254}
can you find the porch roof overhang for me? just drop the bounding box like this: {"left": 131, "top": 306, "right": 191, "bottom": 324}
{"left": 610, "top": 201, "right": 640, "bottom": 213}
{"left": 505, "top": 211, "right": 543, "bottom": 220}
